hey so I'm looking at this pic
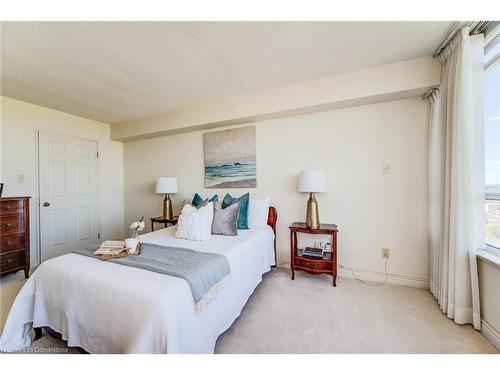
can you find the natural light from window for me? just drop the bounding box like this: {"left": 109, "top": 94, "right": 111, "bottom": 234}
{"left": 484, "top": 38, "right": 500, "bottom": 249}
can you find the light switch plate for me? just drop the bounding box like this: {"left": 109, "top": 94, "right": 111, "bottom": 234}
{"left": 17, "top": 174, "right": 25, "bottom": 183}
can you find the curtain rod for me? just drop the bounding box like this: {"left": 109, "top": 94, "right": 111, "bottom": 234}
{"left": 433, "top": 21, "right": 489, "bottom": 57}
{"left": 422, "top": 87, "right": 439, "bottom": 100}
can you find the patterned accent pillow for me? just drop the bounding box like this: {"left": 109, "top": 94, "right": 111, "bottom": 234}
{"left": 192, "top": 193, "right": 218, "bottom": 207}
{"left": 211, "top": 202, "right": 240, "bottom": 236}
{"left": 222, "top": 193, "right": 250, "bottom": 230}
{"left": 175, "top": 202, "right": 214, "bottom": 241}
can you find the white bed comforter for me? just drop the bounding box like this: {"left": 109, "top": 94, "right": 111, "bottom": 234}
{"left": 0, "top": 225, "right": 275, "bottom": 353}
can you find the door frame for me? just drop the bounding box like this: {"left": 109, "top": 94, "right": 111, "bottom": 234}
{"left": 36, "top": 130, "right": 101, "bottom": 266}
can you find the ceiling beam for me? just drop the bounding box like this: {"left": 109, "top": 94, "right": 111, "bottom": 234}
{"left": 111, "top": 56, "right": 441, "bottom": 142}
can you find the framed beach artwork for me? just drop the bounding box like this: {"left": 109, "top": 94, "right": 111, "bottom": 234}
{"left": 204, "top": 126, "right": 257, "bottom": 188}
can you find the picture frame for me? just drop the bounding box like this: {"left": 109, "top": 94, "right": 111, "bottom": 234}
{"left": 203, "top": 126, "right": 257, "bottom": 188}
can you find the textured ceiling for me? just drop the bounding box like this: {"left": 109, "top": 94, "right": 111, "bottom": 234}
{"left": 1, "top": 21, "right": 454, "bottom": 124}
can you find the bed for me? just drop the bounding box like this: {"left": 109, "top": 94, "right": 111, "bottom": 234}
{"left": 0, "top": 207, "right": 277, "bottom": 354}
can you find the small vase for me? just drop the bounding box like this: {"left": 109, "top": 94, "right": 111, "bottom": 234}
{"left": 127, "top": 230, "right": 140, "bottom": 255}
{"left": 126, "top": 237, "right": 140, "bottom": 255}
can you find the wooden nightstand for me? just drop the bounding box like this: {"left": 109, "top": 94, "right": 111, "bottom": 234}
{"left": 150, "top": 216, "right": 178, "bottom": 231}
{"left": 289, "top": 222, "right": 338, "bottom": 286}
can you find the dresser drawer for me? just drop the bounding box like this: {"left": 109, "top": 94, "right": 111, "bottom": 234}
{"left": 0, "top": 200, "right": 24, "bottom": 216}
{"left": 0, "top": 215, "right": 25, "bottom": 235}
{"left": 295, "top": 257, "right": 332, "bottom": 271}
{"left": 0, "top": 250, "right": 25, "bottom": 272}
{"left": 0, "top": 233, "right": 25, "bottom": 254}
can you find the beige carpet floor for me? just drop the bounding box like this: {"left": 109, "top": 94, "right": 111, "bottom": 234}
{"left": 0, "top": 268, "right": 497, "bottom": 354}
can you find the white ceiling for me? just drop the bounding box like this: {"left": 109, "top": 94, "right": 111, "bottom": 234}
{"left": 1, "top": 22, "right": 454, "bottom": 124}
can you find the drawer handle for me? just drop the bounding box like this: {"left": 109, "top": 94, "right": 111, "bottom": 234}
{"left": 307, "top": 262, "right": 317, "bottom": 269}
{"left": 0, "top": 223, "right": 14, "bottom": 228}
{"left": 1, "top": 258, "right": 14, "bottom": 267}
{"left": 3, "top": 241, "right": 14, "bottom": 247}
{"left": 0, "top": 205, "right": 11, "bottom": 210}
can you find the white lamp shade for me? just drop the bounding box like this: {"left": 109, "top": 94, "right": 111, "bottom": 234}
{"left": 298, "top": 170, "right": 328, "bottom": 193}
{"left": 155, "top": 177, "right": 178, "bottom": 194}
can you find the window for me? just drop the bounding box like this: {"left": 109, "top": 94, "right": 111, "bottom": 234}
{"left": 484, "top": 35, "right": 500, "bottom": 249}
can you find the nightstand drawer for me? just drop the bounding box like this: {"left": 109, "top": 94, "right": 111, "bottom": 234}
{"left": 295, "top": 257, "right": 331, "bottom": 271}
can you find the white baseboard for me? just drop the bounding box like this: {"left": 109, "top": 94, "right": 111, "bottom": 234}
{"left": 276, "top": 261, "right": 429, "bottom": 289}
{"left": 337, "top": 267, "right": 429, "bottom": 289}
{"left": 481, "top": 320, "right": 500, "bottom": 351}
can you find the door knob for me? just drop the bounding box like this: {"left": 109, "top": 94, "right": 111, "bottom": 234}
{"left": 43, "top": 202, "right": 50, "bottom": 207}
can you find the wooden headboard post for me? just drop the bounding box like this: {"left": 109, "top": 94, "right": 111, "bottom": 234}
{"left": 267, "top": 207, "right": 277, "bottom": 267}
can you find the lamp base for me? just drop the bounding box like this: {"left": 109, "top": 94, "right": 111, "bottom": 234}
{"left": 306, "top": 192, "right": 320, "bottom": 229}
{"left": 163, "top": 193, "right": 173, "bottom": 220}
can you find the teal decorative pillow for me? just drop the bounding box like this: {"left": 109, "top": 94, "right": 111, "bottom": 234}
{"left": 222, "top": 193, "right": 250, "bottom": 230}
{"left": 192, "top": 193, "right": 218, "bottom": 207}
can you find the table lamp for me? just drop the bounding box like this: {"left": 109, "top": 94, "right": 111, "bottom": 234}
{"left": 298, "top": 170, "right": 327, "bottom": 229}
{"left": 155, "top": 177, "right": 178, "bottom": 220}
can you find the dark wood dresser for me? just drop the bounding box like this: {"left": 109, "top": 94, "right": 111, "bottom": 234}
{"left": 0, "top": 197, "right": 30, "bottom": 278}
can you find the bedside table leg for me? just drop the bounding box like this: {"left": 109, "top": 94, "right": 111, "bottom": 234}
{"left": 332, "top": 276, "right": 336, "bottom": 287}
{"left": 290, "top": 229, "right": 295, "bottom": 280}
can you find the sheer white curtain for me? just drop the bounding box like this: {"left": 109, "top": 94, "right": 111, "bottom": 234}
{"left": 428, "top": 27, "right": 484, "bottom": 330}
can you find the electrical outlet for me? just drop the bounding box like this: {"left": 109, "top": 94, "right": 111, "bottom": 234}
{"left": 382, "top": 248, "right": 390, "bottom": 258}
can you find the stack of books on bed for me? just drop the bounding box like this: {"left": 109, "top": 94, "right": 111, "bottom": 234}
{"left": 93, "top": 240, "right": 128, "bottom": 256}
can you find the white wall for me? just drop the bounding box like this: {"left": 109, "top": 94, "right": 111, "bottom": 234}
{"left": 124, "top": 97, "right": 429, "bottom": 285}
{"left": 0, "top": 96, "right": 124, "bottom": 267}
{"left": 478, "top": 257, "right": 500, "bottom": 349}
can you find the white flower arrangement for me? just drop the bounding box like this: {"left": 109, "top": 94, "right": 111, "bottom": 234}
{"left": 130, "top": 216, "right": 145, "bottom": 232}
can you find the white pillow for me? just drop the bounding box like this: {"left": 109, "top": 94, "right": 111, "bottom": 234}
{"left": 175, "top": 202, "right": 214, "bottom": 241}
{"left": 247, "top": 197, "right": 270, "bottom": 228}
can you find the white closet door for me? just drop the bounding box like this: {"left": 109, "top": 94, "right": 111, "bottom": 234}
{"left": 39, "top": 132, "right": 99, "bottom": 261}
